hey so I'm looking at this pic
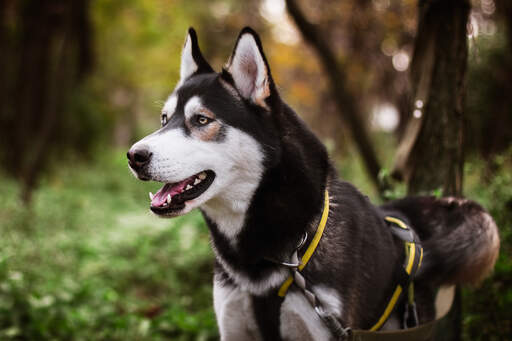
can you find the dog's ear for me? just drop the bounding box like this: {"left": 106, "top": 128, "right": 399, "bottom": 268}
{"left": 224, "top": 27, "right": 275, "bottom": 108}
{"left": 179, "top": 28, "right": 214, "bottom": 83}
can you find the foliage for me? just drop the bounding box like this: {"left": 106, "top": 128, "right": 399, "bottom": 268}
{"left": 466, "top": 28, "right": 512, "bottom": 156}
{"left": 462, "top": 147, "right": 512, "bottom": 340}
{"left": 0, "top": 151, "right": 217, "bottom": 340}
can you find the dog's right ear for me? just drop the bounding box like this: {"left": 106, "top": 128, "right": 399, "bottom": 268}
{"left": 179, "top": 28, "right": 214, "bottom": 84}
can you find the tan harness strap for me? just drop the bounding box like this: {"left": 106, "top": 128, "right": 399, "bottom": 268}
{"left": 347, "top": 285, "right": 455, "bottom": 340}
{"left": 349, "top": 320, "right": 437, "bottom": 341}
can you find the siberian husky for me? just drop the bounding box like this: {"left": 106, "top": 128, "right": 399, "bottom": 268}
{"left": 127, "top": 27, "right": 499, "bottom": 340}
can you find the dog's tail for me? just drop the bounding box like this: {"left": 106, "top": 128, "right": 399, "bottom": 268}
{"left": 381, "top": 196, "right": 500, "bottom": 286}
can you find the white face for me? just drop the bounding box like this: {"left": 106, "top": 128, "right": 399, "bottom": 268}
{"left": 129, "top": 94, "right": 264, "bottom": 219}
{"left": 129, "top": 28, "right": 272, "bottom": 229}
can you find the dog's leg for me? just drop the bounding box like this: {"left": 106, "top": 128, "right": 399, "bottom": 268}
{"left": 213, "top": 278, "right": 262, "bottom": 341}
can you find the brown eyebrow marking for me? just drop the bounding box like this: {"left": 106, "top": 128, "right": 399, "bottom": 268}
{"left": 186, "top": 107, "right": 223, "bottom": 142}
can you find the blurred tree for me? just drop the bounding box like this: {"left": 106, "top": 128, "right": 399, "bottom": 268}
{"left": 0, "top": 0, "right": 93, "bottom": 202}
{"left": 496, "top": 0, "right": 512, "bottom": 56}
{"left": 464, "top": 0, "right": 512, "bottom": 158}
{"left": 394, "top": 0, "right": 468, "bottom": 197}
{"left": 396, "top": 0, "right": 471, "bottom": 340}
{"left": 285, "top": 0, "right": 387, "bottom": 195}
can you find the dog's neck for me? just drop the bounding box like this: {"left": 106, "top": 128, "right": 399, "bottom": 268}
{"left": 201, "top": 179, "right": 259, "bottom": 242}
{"left": 201, "top": 105, "right": 332, "bottom": 294}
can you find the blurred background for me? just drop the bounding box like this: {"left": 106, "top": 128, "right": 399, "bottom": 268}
{"left": 0, "top": 0, "right": 510, "bottom": 340}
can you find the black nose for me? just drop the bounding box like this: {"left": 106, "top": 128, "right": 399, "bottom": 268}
{"left": 127, "top": 147, "right": 152, "bottom": 170}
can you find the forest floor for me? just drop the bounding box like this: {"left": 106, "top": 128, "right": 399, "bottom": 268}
{"left": 0, "top": 151, "right": 217, "bottom": 340}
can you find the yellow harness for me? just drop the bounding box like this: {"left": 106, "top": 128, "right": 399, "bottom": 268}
{"left": 276, "top": 189, "right": 424, "bottom": 336}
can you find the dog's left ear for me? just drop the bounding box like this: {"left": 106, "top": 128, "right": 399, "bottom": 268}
{"left": 179, "top": 28, "right": 214, "bottom": 84}
{"left": 224, "top": 27, "right": 275, "bottom": 108}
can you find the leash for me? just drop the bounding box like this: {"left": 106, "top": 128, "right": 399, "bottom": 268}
{"left": 271, "top": 189, "right": 432, "bottom": 340}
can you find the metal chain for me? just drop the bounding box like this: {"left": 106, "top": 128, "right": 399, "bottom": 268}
{"left": 288, "top": 251, "right": 352, "bottom": 340}
{"left": 265, "top": 233, "right": 352, "bottom": 339}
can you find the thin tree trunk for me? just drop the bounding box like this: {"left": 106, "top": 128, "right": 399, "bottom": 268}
{"left": 397, "top": 0, "right": 470, "bottom": 340}
{"left": 285, "top": 0, "right": 387, "bottom": 196}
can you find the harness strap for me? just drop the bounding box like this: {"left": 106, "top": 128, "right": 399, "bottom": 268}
{"left": 273, "top": 192, "right": 429, "bottom": 339}
{"left": 369, "top": 216, "right": 423, "bottom": 331}
{"left": 349, "top": 319, "right": 438, "bottom": 341}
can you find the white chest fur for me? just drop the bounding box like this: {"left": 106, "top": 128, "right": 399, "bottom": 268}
{"left": 213, "top": 279, "right": 340, "bottom": 341}
{"left": 213, "top": 280, "right": 262, "bottom": 341}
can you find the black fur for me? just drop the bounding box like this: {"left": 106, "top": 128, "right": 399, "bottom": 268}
{"left": 252, "top": 293, "right": 284, "bottom": 340}
{"left": 186, "top": 27, "right": 214, "bottom": 76}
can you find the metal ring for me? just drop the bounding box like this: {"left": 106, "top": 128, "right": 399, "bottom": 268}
{"left": 297, "top": 232, "right": 308, "bottom": 249}
{"left": 277, "top": 260, "right": 300, "bottom": 268}
{"left": 315, "top": 305, "right": 325, "bottom": 316}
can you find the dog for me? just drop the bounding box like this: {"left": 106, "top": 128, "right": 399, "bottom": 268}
{"left": 127, "top": 27, "right": 500, "bottom": 340}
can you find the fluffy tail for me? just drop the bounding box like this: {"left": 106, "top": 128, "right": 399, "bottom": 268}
{"left": 381, "top": 196, "right": 500, "bottom": 286}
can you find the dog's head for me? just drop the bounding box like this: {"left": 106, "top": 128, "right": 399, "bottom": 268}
{"left": 128, "top": 28, "right": 281, "bottom": 218}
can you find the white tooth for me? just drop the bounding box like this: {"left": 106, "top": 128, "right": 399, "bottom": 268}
{"left": 198, "top": 172, "right": 206, "bottom": 180}
{"left": 186, "top": 184, "right": 193, "bottom": 190}
{"left": 194, "top": 178, "right": 201, "bottom": 185}
{"left": 149, "top": 192, "right": 154, "bottom": 200}
{"left": 167, "top": 194, "right": 172, "bottom": 204}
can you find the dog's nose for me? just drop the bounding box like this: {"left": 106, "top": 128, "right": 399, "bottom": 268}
{"left": 127, "top": 147, "right": 152, "bottom": 170}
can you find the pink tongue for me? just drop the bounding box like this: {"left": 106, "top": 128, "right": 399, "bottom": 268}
{"left": 151, "top": 177, "right": 193, "bottom": 207}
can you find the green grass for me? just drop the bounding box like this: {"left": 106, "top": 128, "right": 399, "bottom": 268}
{"left": 0, "top": 146, "right": 510, "bottom": 340}
{"left": 0, "top": 151, "right": 217, "bottom": 340}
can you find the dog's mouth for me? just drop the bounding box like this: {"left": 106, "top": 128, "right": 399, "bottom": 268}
{"left": 149, "top": 170, "right": 215, "bottom": 215}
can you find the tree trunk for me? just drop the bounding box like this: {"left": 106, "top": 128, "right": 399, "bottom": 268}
{"left": 396, "top": 0, "right": 470, "bottom": 340}
{"left": 395, "top": 0, "right": 468, "bottom": 197}
{"left": 0, "top": 0, "right": 92, "bottom": 203}
{"left": 496, "top": 0, "right": 512, "bottom": 52}
{"left": 285, "top": 0, "right": 388, "bottom": 196}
